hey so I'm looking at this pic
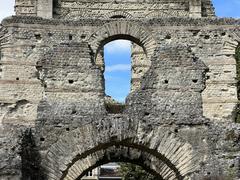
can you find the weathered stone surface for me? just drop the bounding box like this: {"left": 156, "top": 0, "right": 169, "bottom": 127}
{"left": 0, "top": 0, "right": 240, "bottom": 179}
{"left": 15, "top": 0, "right": 215, "bottom": 19}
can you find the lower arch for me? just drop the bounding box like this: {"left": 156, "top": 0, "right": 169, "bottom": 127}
{"left": 61, "top": 143, "right": 183, "bottom": 180}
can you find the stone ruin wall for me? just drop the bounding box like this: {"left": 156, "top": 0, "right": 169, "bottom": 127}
{"left": 15, "top": 0, "right": 215, "bottom": 19}
{"left": 131, "top": 23, "right": 240, "bottom": 122}
{"left": 0, "top": 17, "right": 240, "bottom": 179}
{"left": 0, "top": 0, "right": 240, "bottom": 179}
{"left": 1, "top": 17, "right": 239, "bottom": 124}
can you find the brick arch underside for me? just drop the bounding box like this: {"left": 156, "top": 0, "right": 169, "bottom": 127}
{"left": 43, "top": 125, "right": 199, "bottom": 180}
{"left": 88, "top": 21, "right": 157, "bottom": 61}
{"left": 104, "top": 11, "right": 133, "bottom": 19}
{"left": 222, "top": 30, "right": 240, "bottom": 56}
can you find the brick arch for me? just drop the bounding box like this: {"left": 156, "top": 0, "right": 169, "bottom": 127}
{"left": 104, "top": 11, "right": 133, "bottom": 19}
{"left": 88, "top": 21, "right": 157, "bottom": 61}
{"left": 43, "top": 124, "right": 199, "bottom": 179}
{"left": 221, "top": 31, "right": 240, "bottom": 56}
{"left": 66, "top": 146, "right": 172, "bottom": 180}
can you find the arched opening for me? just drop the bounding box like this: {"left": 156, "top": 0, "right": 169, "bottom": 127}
{"left": 80, "top": 162, "right": 158, "bottom": 180}
{"left": 44, "top": 125, "right": 197, "bottom": 180}
{"left": 95, "top": 37, "right": 149, "bottom": 114}
{"left": 104, "top": 40, "right": 132, "bottom": 103}
{"left": 61, "top": 142, "right": 182, "bottom": 180}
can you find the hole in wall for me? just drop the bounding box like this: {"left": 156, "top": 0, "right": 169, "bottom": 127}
{"left": 16, "top": 77, "right": 19, "bottom": 81}
{"left": 165, "top": 34, "right": 171, "bottom": 39}
{"left": 204, "top": 35, "right": 210, "bottom": 39}
{"left": 144, "top": 112, "right": 150, "bottom": 116}
{"left": 110, "top": 15, "right": 126, "bottom": 19}
{"left": 189, "top": 30, "right": 200, "bottom": 36}
{"left": 221, "top": 89, "right": 228, "bottom": 92}
{"left": 71, "top": 108, "right": 77, "bottom": 114}
{"left": 221, "top": 32, "right": 226, "bottom": 36}
{"left": 35, "top": 34, "right": 41, "bottom": 40}
{"left": 81, "top": 34, "right": 86, "bottom": 39}
{"left": 69, "top": 34, "right": 73, "bottom": 40}
{"left": 40, "top": 137, "right": 45, "bottom": 142}
{"left": 68, "top": 80, "right": 74, "bottom": 84}
{"left": 192, "top": 56, "right": 198, "bottom": 62}
{"left": 192, "top": 79, "right": 198, "bottom": 83}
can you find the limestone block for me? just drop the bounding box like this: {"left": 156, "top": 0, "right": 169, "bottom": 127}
{"left": 37, "top": 0, "right": 53, "bottom": 18}
{"left": 203, "top": 103, "right": 237, "bottom": 121}
{"left": 189, "top": 0, "right": 202, "bottom": 18}
{"left": 207, "top": 66, "right": 236, "bottom": 81}
{"left": 1, "top": 64, "right": 38, "bottom": 80}
{"left": 44, "top": 92, "right": 103, "bottom": 103}
{"left": 1, "top": 102, "right": 38, "bottom": 126}
{"left": 0, "top": 82, "right": 43, "bottom": 103}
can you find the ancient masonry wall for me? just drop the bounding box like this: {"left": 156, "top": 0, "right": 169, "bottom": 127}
{"left": 15, "top": 0, "right": 215, "bottom": 19}
{"left": 1, "top": 18, "right": 239, "bottom": 123}
{"left": 0, "top": 17, "right": 240, "bottom": 179}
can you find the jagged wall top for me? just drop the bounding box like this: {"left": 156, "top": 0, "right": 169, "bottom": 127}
{"left": 15, "top": 0, "right": 215, "bottom": 19}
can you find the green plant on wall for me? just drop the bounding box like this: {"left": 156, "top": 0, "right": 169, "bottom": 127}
{"left": 225, "top": 165, "right": 237, "bottom": 180}
{"left": 119, "top": 163, "right": 158, "bottom": 180}
{"left": 235, "top": 44, "right": 240, "bottom": 123}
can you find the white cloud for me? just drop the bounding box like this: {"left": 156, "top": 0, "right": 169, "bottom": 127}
{"left": 0, "top": 0, "right": 15, "bottom": 22}
{"left": 115, "top": 96, "right": 126, "bottom": 103}
{"left": 105, "top": 64, "right": 131, "bottom": 72}
{"left": 104, "top": 40, "right": 131, "bottom": 54}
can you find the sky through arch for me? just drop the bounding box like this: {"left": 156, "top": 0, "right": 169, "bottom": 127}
{"left": 104, "top": 40, "right": 132, "bottom": 102}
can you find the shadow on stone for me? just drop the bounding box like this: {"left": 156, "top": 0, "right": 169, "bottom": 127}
{"left": 19, "top": 129, "right": 46, "bottom": 180}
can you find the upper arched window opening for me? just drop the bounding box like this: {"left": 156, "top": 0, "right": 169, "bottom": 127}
{"left": 103, "top": 40, "right": 132, "bottom": 103}
{"left": 96, "top": 39, "right": 149, "bottom": 113}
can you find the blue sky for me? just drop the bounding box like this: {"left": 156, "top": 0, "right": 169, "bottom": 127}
{"left": 213, "top": 0, "right": 240, "bottom": 18}
{"left": 0, "top": 1, "right": 240, "bottom": 102}
{"left": 104, "top": 41, "right": 132, "bottom": 102}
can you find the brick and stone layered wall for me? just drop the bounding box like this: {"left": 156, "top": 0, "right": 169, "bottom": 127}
{"left": 14, "top": 0, "right": 215, "bottom": 19}
{"left": 0, "top": 16, "right": 240, "bottom": 179}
